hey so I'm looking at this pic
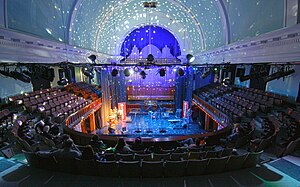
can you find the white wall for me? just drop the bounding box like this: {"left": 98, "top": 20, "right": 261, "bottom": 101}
{"left": 0, "top": 75, "right": 32, "bottom": 98}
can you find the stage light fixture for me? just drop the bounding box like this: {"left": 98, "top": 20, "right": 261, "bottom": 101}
{"left": 111, "top": 69, "right": 119, "bottom": 77}
{"left": 147, "top": 54, "right": 154, "bottom": 62}
{"left": 57, "top": 78, "right": 68, "bottom": 86}
{"left": 186, "top": 54, "right": 195, "bottom": 63}
{"left": 140, "top": 70, "right": 146, "bottom": 79}
{"left": 88, "top": 54, "right": 96, "bottom": 63}
{"left": 124, "top": 68, "right": 131, "bottom": 77}
{"left": 159, "top": 68, "right": 166, "bottom": 77}
{"left": 178, "top": 68, "right": 184, "bottom": 76}
{"left": 133, "top": 66, "right": 139, "bottom": 72}
{"left": 82, "top": 67, "right": 94, "bottom": 79}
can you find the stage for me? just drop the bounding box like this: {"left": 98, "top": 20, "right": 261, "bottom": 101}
{"left": 96, "top": 114, "right": 205, "bottom": 137}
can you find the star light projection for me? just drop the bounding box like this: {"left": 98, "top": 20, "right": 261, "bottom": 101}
{"left": 70, "top": 0, "right": 225, "bottom": 54}
{"left": 7, "top": 0, "right": 285, "bottom": 57}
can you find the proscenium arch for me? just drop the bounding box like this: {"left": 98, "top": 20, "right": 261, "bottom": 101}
{"left": 67, "top": 0, "right": 229, "bottom": 53}
{"left": 116, "top": 23, "right": 186, "bottom": 57}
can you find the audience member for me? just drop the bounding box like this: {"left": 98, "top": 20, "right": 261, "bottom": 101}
{"left": 131, "top": 137, "right": 145, "bottom": 152}
{"left": 38, "top": 138, "right": 81, "bottom": 159}
{"left": 81, "top": 145, "right": 101, "bottom": 160}
{"left": 90, "top": 135, "right": 106, "bottom": 151}
{"left": 106, "top": 138, "right": 132, "bottom": 153}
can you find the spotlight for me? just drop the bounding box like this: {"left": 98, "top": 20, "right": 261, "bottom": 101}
{"left": 124, "top": 68, "right": 130, "bottom": 77}
{"left": 147, "top": 54, "right": 154, "bottom": 62}
{"left": 111, "top": 69, "right": 119, "bottom": 77}
{"left": 186, "top": 54, "right": 195, "bottom": 63}
{"left": 82, "top": 67, "right": 94, "bottom": 79}
{"left": 133, "top": 66, "right": 139, "bottom": 72}
{"left": 178, "top": 68, "right": 184, "bottom": 76}
{"left": 201, "top": 68, "right": 211, "bottom": 79}
{"left": 159, "top": 68, "right": 165, "bottom": 77}
{"left": 140, "top": 70, "right": 146, "bottom": 79}
{"left": 88, "top": 54, "right": 96, "bottom": 63}
{"left": 57, "top": 78, "right": 68, "bottom": 86}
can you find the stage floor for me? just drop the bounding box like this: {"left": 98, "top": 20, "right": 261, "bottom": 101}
{"left": 96, "top": 114, "right": 205, "bottom": 137}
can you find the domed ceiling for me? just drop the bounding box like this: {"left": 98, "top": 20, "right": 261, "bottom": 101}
{"left": 7, "top": 0, "right": 284, "bottom": 56}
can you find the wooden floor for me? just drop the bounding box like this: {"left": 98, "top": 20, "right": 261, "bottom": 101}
{"left": 0, "top": 154, "right": 299, "bottom": 187}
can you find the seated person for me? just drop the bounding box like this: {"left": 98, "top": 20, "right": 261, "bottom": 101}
{"left": 220, "top": 124, "right": 242, "bottom": 147}
{"left": 178, "top": 137, "right": 206, "bottom": 150}
{"left": 42, "top": 125, "right": 54, "bottom": 140}
{"left": 38, "top": 138, "right": 81, "bottom": 159}
{"left": 90, "top": 135, "right": 106, "bottom": 151}
{"left": 106, "top": 138, "right": 132, "bottom": 153}
{"left": 81, "top": 145, "right": 102, "bottom": 160}
{"left": 131, "top": 137, "right": 145, "bottom": 152}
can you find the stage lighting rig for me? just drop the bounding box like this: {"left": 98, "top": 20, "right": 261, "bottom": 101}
{"left": 159, "top": 68, "right": 166, "bottom": 77}
{"left": 178, "top": 68, "right": 184, "bottom": 76}
{"left": 140, "top": 70, "right": 146, "bottom": 79}
{"left": 57, "top": 78, "right": 68, "bottom": 86}
{"left": 82, "top": 66, "right": 94, "bottom": 79}
{"left": 186, "top": 54, "right": 195, "bottom": 63}
{"left": 88, "top": 54, "right": 96, "bottom": 63}
{"left": 124, "top": 68, "right": 131, "bottom": 77}
{"left": 111, "top": 69, "right": 119, "bottom": 77}
{"left": 147, "top": 54, "right": 154, "bottom": 62}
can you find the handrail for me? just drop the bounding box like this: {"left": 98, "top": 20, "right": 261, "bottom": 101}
{"left": 65, "top": 98, "right": 102, "bottom": 128}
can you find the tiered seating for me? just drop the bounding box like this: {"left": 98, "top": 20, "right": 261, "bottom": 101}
{"left": 23, "top": 149, "right": 263, "bottom": 178}
{"left": 9, "top": 87, "right": 90, "bottom": 122}
{"left": 65, "top": 82, "right": 101, "bottom": 101}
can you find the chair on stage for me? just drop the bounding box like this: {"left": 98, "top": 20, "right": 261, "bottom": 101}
{"left": 186, "top": 159, "right": 209, "bottom": 176}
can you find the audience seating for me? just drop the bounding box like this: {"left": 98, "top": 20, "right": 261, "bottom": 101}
{"left": 23, "top": 150, "right": 263, "bottom": 178}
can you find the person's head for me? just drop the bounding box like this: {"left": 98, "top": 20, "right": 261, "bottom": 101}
{"left": 61, "top": 134, "right": 70, "bottom": 141}
{"left": 91, "top": 135, "right": 99, "bottom": 142}
{"left": 63, "top": 138, "right": 74, "bottom": 148}
{"left": 134, "top": 137, "right": 142, "bottom": 144}
{"left": 115, "top": 138, "right": 126, "bottom": 150}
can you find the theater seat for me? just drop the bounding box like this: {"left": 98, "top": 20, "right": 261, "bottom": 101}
{"left": 206, "top": 157, "right": 229, "bottom": 174}
{"left": 186, "top": 159, "right": 208, "bottom": 176}
{"left": 164, "top": 160, "right": 187, "bottom": 177}
{"left": 225, "top": 154, "right": 247, "bottom": 171}
{"left": 119, "top": 160, "right": 141, "bottom": 178}
{"left": 142, "top": 161, "right": 164, "bottom": 178}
